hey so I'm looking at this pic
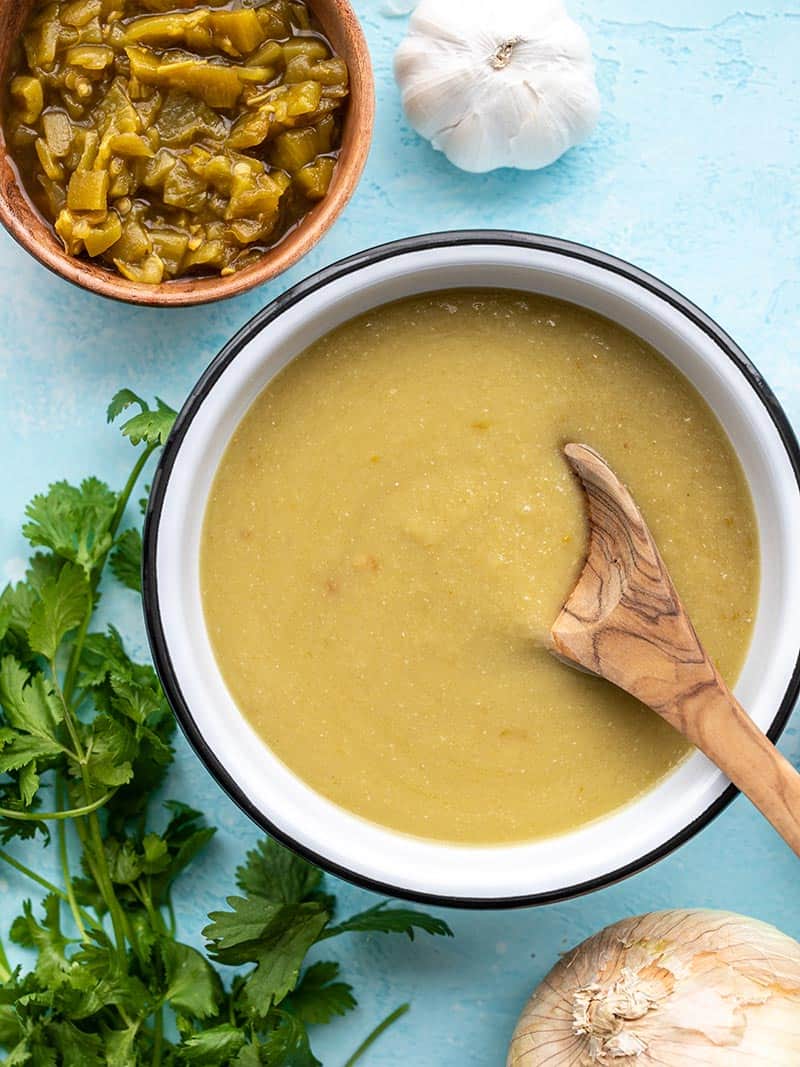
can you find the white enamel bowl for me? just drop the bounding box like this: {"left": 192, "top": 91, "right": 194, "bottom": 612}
{"left": 143, "top": 232, "right": 800, "bottom": 907}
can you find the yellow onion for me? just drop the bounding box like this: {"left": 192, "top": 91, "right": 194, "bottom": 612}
{"left": 508, "top": 909, "right": 800, "bottom": 1065}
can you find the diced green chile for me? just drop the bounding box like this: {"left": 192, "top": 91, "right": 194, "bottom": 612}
{"left": 4, "top": 0, "right": 349, "bottom": 282}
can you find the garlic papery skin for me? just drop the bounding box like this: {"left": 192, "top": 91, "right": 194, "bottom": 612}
{"left": 507, "top": 910, "right": 800, "bottom": 1066}
{"left": 394, "top": 0, "right": 600, "bottom": 173}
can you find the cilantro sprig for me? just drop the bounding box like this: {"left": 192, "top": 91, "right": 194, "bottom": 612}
{"left": 0, "top": 391, "right": 453, "bottom": 1065}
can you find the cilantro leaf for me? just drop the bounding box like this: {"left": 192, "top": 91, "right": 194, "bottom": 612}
{"left": 23, "top": 479, "right": 117, "bottom": 574}
{"left": 109, "top": 529, "right": 142, "bottom": 593}
{"left": 235, "top": 838, "right": 322, "bottom": 905}
{"left": 156, "top": 802, "right": 216, "bottom": 887}
{"left": 321, "top": 901, "right": 454, "bottom": 941}
{"left": 77, "top": 627, "right": 129, "bottom": 690}
{"left": 261, "top": 1013, "right": 320, "bottom": 1067}
{"left": 0, "top": 730, "right": 62, "bottom": 809}
{"left": 0, "top": 782, "right": 49, "bottom": 844}
{"left": 0, "top": 602, "right": 12, "bottom": 646}
{"left": 27, "top": 564, "right": 89, "bottom": 662}
{"left": 141, "top": 833, "right": 171, "bottom": 873}
{"left": 204, "top": 898, "right": 329, "bottom": 1008}
{"left": 0, "top": 684, "right": 58, "bottom": 807}
{"left": 106, "top": 389, "right": 144, "bottom": 424}
{"left": 104, "top": 834, "right": 172, "bottom": 886}
{"left": 127, "top": 911, "right": 158, "bottom": 968}
{"left": 0, "top": 584, "right": 39, "bottom": 666}
{"left": 9, "top": 896, "right": 71, "bottom": 988}
{"left": 0, "top": 580, "right": 36, "bottom": 635}
{"left": 79, "top": 627, "right": 164, "bottom": 723}
{"left": 204, "top": 897, "right": 288, "bottom": 960}
{"left": 81, "top": 714, "right": 136, "bottom": 788}
{"left": 77, "top": 628, "right": 176, "bottom": 825}
{"left": 122, "top": 398, "right": 176, "bottom": 447}
{"left": 105, "top": 838, "right": 145, "bottom": 885}
{"left": 63, "top": 936, "right": 150, "bottom": 1020}
{"left": 109, "top": 672, "right": 163, "bottom": 725}
{"left": 48, "top": 1020, "right": 104, "bottom": 1066}
{"left": 0, "top": 731, "right": 62, "bottom": 773}
{"left": 178, "top": 1023, "right": 246, "bottom": 1064}
{"left": 9, "top": 1033, "right": 54, "bottom": 1067}
{"left": 0, "top": 657, "right": 63, "bottom": 740}
{"left": 232, "top": 1046, "right": 262, "bottom": 1067}
{"left": 102, "top": 805, "right": 214, "bottom": 923}
{"left": 25, "top": 554, "right": 65, "bottom": 596}
{"left": 107, "top": 390, "right": 176, "bottom": 447}
{"left": 104, "top": 709, "right": 175, "bottom": 828}
{"left": 0, "top": 1004, "right": 23, "bottom": 1047}
{"left": 18, "top": 763, "right": 40, "bottom": 808}
{"left": 242, "top": 910, "right": 332, "bottom": 1012}
{"left": 103, "top": 1024, "right": 139, "bottom": 1067}
{"left": 0, "top": 556, "right": 67, "bottom": 664}
{"left": 161, "top": 941, "right": 221, "bottom": 1020}
{"left": 283, "top": 961, "right": 356, "bottom": 1025}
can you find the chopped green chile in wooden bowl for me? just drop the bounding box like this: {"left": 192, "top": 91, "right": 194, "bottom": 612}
{"left": 4, "top": 0, "right": 350, "bottom": 283}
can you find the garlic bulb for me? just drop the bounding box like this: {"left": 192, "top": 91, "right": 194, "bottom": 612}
{"left": 508, "top": 909, "right": 800, "bottom": 1065}
{"left": 394, "top": 0, "right": 600, "bottom": 173}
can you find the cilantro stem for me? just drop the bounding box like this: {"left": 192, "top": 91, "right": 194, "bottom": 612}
{"left": 0, "top": 848, "right": 93, "bottom": 929}
{"left": 61, "top": 725, "right": 130, "bottom": 957}
{"left": 56, "top": 777, "right": 88, "bottom": 941}
{"left": 166, "top": 896, "right": 177, "bottom": 938}
{"left": 87, "top": 810, "right": 129, "bottom": 962}
{"left": 342, "top": 1004, "right": 410, "bottom": 1067}
{"left": 48, "top": 444, "right": 157, "bottom": 964}
{"left": 51, "top": 659, "right": 85, "bottom": 768}
{"left": 0, "top": 847, "right": 66, "bottom": 895}
{"left": 142, "top": 880, "right": 167, "bottom": 936}
{"left": 60, "top": 608, "right": 92, "bottom": 711}
{"left": 47, "top": 667, "right": 129, "bottom": 956}
{"left": 151, "top": 1005, "right": 164, "bottom": 1067}
{"left": 0, "top": 789, "right": 116, "bottom": 822}
{"left": 111, "top": 441, "right": 158, "bottom": 536}
{"left": 0, "top": 933, "right": 11, "bottom": 984}
{"left": 130, "top": 880, "right": 168, "bottom": 946}
{"left": 50, "top": 673, "right": 129, "bottom": 959}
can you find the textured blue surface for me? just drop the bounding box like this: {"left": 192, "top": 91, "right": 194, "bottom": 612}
{"left": 1, "top": 2, "right": 799, "bottom": 1063}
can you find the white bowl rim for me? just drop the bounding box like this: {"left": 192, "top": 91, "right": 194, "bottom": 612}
{"left": 142, "top": 230, "right": 800, "bottom": 909}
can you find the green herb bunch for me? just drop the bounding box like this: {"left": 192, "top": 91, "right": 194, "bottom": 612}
{"left": 0, "top": 391, "right": 452, "bottom": 1066}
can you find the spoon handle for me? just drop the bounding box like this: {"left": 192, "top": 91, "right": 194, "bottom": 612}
{"left": 661, "top": 667, "right": 800, "bottom": 857}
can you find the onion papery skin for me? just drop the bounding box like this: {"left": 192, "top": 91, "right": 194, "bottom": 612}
{"left": 508, "top": 909, "right": 800, "bottom": 1066}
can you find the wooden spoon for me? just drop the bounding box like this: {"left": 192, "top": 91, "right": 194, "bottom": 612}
{"left": 551, "top": 442, "right": 800, "bottom": 856}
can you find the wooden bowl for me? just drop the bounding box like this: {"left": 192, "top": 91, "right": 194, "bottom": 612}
{"left": 0, "top": 0, "right": 374, "bottom": 307}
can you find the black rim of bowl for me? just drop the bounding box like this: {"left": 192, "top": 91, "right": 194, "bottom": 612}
{"left": 142, "top": 230, "right": 800, "bottom": 910}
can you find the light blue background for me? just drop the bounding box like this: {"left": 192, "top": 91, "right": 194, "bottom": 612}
{"left": 1, "top": 2, "right": 799, "bottom": 1063}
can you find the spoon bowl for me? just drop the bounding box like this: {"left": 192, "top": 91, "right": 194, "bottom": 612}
{"left": 553, "top": 443, "right": 800, "bottom": 856}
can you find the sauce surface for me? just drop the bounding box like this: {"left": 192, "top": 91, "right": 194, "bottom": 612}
{"left": 201, "top": 290, "right": 759, "bottom": 844}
